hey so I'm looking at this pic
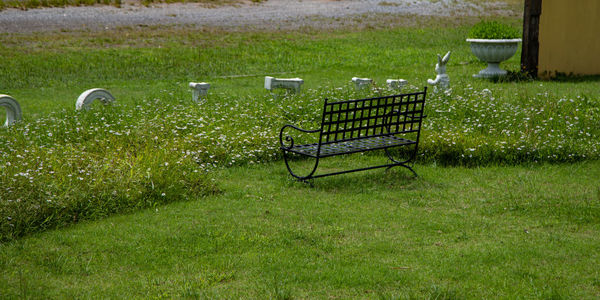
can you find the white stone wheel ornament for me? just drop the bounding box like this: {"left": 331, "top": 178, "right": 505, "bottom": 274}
{"left": 76, "top": 88, "right": 115, "bottom": 110}
{"left": 0, "top": 94, "right": 22, "bottom": 127}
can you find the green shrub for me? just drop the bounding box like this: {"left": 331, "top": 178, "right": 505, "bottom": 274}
{"left": 468, "top": 21, "right": 521, "bottom": 39}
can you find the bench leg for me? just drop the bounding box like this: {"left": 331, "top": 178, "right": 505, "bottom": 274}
{"left": 282, "top": 150, "right": 418, "bottom": 180}
{"left": 386, "top": 163, "right": 418, "bottom": 177}
{"left": 384, "top": 148, "right": 418, "bottom": 177}
{"left": 283, "top": 151, "right": 320, "bottom": 181}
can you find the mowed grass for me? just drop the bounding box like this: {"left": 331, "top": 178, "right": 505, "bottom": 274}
{"left": 1, "top": 156, "right": 599, "bottom": 298}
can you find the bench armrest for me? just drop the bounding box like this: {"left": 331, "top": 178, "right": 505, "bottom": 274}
{"left": 279, "top": 124, "right": 321, "bottom": 149}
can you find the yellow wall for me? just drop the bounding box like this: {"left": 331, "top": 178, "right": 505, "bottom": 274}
{"left": 538, "top": 0, "right": 600, "bottom": 76}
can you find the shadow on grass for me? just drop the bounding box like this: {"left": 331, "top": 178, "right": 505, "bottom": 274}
{"left": 488, "top": 70, "right": 600, "bottom": 83}
{"left": 547, "top": 73, "right": 600, "bottom": 83}
{"left": 487, "top": 70, "right": 535, "bottom": 83}
{"left": 280, "top": 164, "right": 442, "bottom": 194}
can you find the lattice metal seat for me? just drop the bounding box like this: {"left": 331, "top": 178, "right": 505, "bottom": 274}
{"left": 287, "top": 135, "right": 416, "bottom": 158}
{"left": 279, "top": 88, "right": 427, "bottom": 180}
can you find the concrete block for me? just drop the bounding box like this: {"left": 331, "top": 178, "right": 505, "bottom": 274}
{"left": 386, "top": 79, "right": 408, "bottom": 91}
{"left": 265, "top": 76, "right": 304, "bottom": 93}
{"left": 352, "top": 77, "right": 373, "bottom": 90}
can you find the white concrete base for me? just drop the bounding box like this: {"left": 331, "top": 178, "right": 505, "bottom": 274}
{"left": 189, "top": 82, "right": 210, "bottom": 102}
{"left": 76, "top": 88, "right": 115, "bottom": 110}
{"left": 352, "top": 77, "right": 373, "bottom": 90}
{"left": 386, "top": 79, "right": 407, "bottom": 91}
{"left": 0, "top": 94, "right": 22, "bottom": 126}
{"left": 265, "top": 76, "right": 304, "bottom": 93}
{"left": 473, "top": 63, "right": 507, "bottom": 78}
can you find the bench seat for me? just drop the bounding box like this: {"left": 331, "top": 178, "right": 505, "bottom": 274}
{"left": 286, "top": 135, "right": 416, "bottom": 158}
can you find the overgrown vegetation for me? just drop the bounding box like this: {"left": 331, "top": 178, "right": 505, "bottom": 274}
{"left": 2, "top": 82, "right": 598, "bottom": 241}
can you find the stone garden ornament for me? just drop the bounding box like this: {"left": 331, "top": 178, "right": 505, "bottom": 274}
{"left": 466, "top": 39, "right": 521, "bottom": 78}
{"left": 265, "top": 76, "right": 304, "bottom": 94}
{"left": 0, "top": 94, "right": 22, "bottom": 126}
{"left": 189, "top": 82, "right": 210, "bottom": 102}
{"left": 466, "top": 21, "right": 522, "bottom": 78}
{"left": 427, "top": 51, "right": 451, "bottom": 91}
{"left": 352, "top": 77, "right": 373, "bottom": 90}
{"left": 76, "top": 88, "right": 115, "bottom": 110}
{"left": 387, "top": 79, "right": 407, "bottom": 91}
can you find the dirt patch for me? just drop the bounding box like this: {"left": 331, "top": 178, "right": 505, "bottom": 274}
{"left": 0, "top": 0, "right": 520, "bottom": 33}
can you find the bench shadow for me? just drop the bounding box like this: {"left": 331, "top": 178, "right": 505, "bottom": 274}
{"left": 280, "top": 164, "right": 443, "bottom": 194}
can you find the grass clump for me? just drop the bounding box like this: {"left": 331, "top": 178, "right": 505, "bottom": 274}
{"left": 422, "top": 86, "right": 600, "bottom": 165}
{"left": 0, "top": 100, "right": 223, "bottom": 242}
{"left": 468, "top": 20, "right": 521, "bottom": 39}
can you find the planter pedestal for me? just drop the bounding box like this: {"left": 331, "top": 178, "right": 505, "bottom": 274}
{"left": 466, "top": 39, "right": 522, "bottom": 78}
{"left": 475, "top": 62, "right": 507, "bottom": 78}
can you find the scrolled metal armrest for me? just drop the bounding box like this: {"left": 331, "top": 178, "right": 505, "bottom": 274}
{"left": 279, "top": 124, "right": 320, "bottom": 149}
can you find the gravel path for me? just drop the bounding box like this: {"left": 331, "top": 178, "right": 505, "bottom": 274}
{"left": 0, "top": 0, "right": 516, "bottom": 33}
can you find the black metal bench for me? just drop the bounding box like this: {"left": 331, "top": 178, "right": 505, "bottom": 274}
{"left": 279, "top": 87, "right": 427, "bottom": 180}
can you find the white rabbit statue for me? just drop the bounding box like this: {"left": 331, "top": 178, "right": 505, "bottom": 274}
{"left": 427, "top": 51, "right": 451, "bottom": 91}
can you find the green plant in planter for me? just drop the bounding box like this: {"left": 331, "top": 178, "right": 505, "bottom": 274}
{"left": 467, "top": 21, "right": 522, "bottom": 78}
{"left": 468, "top": 21, "right": 521, "bottom": 40}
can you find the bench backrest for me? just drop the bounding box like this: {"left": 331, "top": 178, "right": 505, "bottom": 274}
{"left": 319, "top": 88, "right": 427, "bottom": 144}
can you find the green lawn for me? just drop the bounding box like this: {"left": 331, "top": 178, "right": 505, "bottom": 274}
{"left": 1, "top": 157, "right": 599, "bottom": 298}
{"left": 1, "top": 10, "right": 600, "bottom": 297}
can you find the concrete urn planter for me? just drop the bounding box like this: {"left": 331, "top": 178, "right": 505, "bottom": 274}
{"left": 466, "top": 39, "right": 522, "bottom": 78}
